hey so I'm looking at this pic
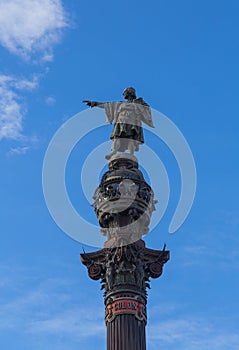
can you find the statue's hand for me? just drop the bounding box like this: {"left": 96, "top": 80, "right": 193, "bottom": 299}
{"left": 83, "top": 100, "right": 98, "bottom": 108}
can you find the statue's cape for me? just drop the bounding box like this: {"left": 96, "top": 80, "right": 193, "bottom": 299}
{"left": 103, "top": 99, "right": 154, "bottom": 128}
{"left": 104, "top": 102, "right": 118, "bottom": 124}
{"left": 134, "top": 98, "right": 154, "bottom": 128}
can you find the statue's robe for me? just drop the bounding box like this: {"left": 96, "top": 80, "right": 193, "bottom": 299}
{"left": 103, "top": 98, "right": 154, "bottom": 152}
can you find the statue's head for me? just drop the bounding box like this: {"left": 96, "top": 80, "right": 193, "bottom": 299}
{"left": 123, "top": 87, "right": 136, "bottom": 100}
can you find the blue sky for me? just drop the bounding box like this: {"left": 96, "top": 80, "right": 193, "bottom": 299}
{"left": 0, "top": 0, "right": 239, "bottom": 349}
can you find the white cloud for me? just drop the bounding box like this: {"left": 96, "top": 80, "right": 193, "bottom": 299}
{"left": 45, "top": 96, "right": 56, "bottom": 106}
{"left": 0, "top": 0, "right": 68, "bottom": 60}
{"left": 0, "top": 74, "right": 38, "bottom": 140}
{"left": 7, "top": 146, "right": 30, "bottom": 156}
{"left": 42, "top": 53, "right": 54, "bottom": 62}
{"left": 0, "top": 1, "right": 69, "bottom": 146}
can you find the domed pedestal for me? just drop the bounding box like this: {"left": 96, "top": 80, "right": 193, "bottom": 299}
{"left": 92, "top": 154, "right": 157, "bottom": 247}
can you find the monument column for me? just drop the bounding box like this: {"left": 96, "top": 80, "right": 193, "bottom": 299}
{"left": 81, "top": 156, "right": 169, "bottom": 350}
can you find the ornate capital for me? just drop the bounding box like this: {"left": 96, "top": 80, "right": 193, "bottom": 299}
{"left": 80, "top": 240, "right": 169, "bottom": 297}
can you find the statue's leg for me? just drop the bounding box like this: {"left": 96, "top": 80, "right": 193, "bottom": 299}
{"left": 128, "top": 140, "right": 135, "bottom": 155}
{"left": 105, "top": 139, "right": 120, "bottom": 160}
{"left": 113, "top": 139, "right": 121, "bottom": 152}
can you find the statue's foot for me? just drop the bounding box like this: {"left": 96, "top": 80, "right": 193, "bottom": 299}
{"left": 105, "top": 152, "right": 116, "bottom": 160}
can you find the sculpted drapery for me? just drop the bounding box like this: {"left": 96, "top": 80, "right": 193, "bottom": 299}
{"left": 103, "top": 98, "right": 153, "bottom": 152}
{"left": 83, "top": 87, "right": 154, "bottom": 158}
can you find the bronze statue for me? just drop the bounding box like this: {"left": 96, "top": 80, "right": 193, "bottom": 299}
{"left": 83, "top": 87, "right": 154, "bottom": 159}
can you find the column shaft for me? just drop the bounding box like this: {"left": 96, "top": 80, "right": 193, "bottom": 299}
{"left": 107, "top": 315, "right": 146, "bottom": 350}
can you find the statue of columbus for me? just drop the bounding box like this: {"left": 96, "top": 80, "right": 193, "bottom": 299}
{"left": 83, "top": 87, "right": 154, "bottom": 159}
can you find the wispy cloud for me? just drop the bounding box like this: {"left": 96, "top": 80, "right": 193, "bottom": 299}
{"left": 0, "top": 0, "right": 69, "bottom": 60}
{"left": 27, "top": 309, "right": 105, "bottom": 338}
{"left": 0, "top": 1, "right": 69, "bottom": 148}
{"left": 0, "top": 262, "right": 238, "bottom": 349}
{"left": 0, "top": 267, "right": 104, "bottom": 340}
{"left": 7, "top": 146, "right": 30, "bottom": 156}
{"left": 172, "top": 210, "right": 239, "bottom": 270}
{"left": 148, "top": 317, "right": 239, "bottom": 350}
{"left": 0, "top": 74, "right": 38, "bottom": 141}
{"left": 45, "top": 96, "right": 56, "bottom": 106}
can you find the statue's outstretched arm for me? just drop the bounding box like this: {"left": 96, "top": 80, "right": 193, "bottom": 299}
{"left": 83, "top": 100, "right": 105, "bottom": 108}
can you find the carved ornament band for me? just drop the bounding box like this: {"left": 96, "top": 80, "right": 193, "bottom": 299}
{"left": 105, "top": 298, "right": 146, "bottom": 323}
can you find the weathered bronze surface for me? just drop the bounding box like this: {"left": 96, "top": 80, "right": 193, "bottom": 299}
{"left": 83, "top": 87, "right": 154, "bottom": 159}
{"left": 81, "top": 156, "right": 169, "bottom": 350}
{"left": 81, "top": 240, "right": 169, "bottom": 350}
{"left": 92, "top": 155, "right": 157, "bottom": 245}
{"left": 81, "top": 89, "right": 169, "bottom": 349}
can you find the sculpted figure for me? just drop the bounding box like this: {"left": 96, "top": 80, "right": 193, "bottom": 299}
{"left": 83, "top": 87, "right": 154, "bottom": 159}
{"left": 105, "top": 260, "right": 115, "bottom": 291}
